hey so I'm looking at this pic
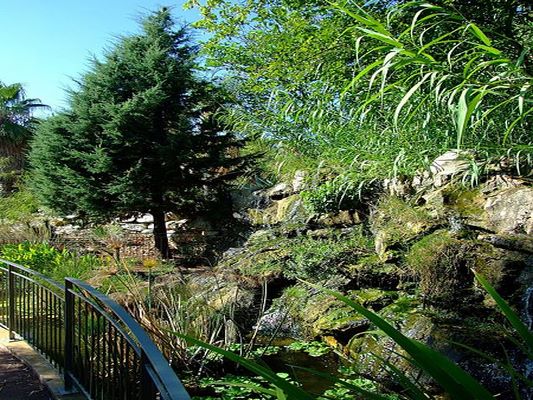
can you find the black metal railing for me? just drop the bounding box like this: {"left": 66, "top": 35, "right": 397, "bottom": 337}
{"left": 0, "top": 259, "right": 191, "bottom": 400}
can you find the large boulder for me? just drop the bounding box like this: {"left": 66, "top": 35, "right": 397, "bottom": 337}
{"left": 452, "top": 184, "right": 533, "bottom": 235}
{"left": 247, "top": 194, "right": 309, "bottom": 226}
{"left": 371, "top": 196, "right": 436, "bottom": 259}
{"left": 483, "top": 186, "right": 533, "bottom": 235}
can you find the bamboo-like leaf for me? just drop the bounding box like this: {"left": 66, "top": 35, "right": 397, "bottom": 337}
{"left": 357, "top": 27, "right": 403, "bottom": 47}
{"left": 341, "top": 59, "right": 383, "bottom": 96}
{"left": 418, "top": 28, "right": 461, "bottom": 55}
{"left": 475, "top": 44, "right": 502, "bottom": 56}
{"left": 518, "top": 84, "right": 530, "bottom": 115}
{"left": 455, "top": 88, "right": 485, "bottom": 148}
{"left": 329, "top": 1, "right": 388, "bottom": 35}
{"left": 394, "top": 72, "right": 432, "bottom": 126}
{"left": 463, "top": 54, "right": 484, "bottom": 78}
{"left": 467, "top": 23, "right": 492, "bottom": 46}
{"left": 474, "top": 272, "right": 533, "bottom": 352}
{"left": 465, "top": 59, "right": 512, "bottom": 80}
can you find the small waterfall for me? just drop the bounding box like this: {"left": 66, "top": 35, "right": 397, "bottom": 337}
{"left": 523, "top": 287, "right": 533, "bottom": 331}
{"left": 448, "top": 214, "right": 463, "bottom": 233}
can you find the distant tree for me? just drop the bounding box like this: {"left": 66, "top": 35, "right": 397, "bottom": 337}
{"left": 0, "top": 82, "right": 46, "bottom": 193}
{"left": 29, "top": 9, "right": 249, "bottom": 257}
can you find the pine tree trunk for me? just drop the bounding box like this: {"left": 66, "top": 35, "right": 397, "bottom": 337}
{"left": 152, "top": 209, "right": 170, "bottom": 258}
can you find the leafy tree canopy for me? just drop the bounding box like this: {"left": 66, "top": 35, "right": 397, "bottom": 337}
{"left": 0, "top": 82, "right": 47, "bottom": 193}
{"left": 186, "top": 0, "right": 532, "bottom": 185}
{"left": 0, "top": 82, "right": 46, "bottom": 143}
{"left": 30, "top": 9, "right": 250, "bottom": 256}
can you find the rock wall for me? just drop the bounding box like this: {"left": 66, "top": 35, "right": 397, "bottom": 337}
{"left": 198, "top": 162, "right": 533, "bottom": 398}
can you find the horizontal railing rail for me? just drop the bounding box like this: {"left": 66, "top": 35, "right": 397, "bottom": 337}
{"left": 0, "top": 259, "right": 191, "bottom": 400}
{"left": 0, "top": 260, "right": 65, "bottom": 369}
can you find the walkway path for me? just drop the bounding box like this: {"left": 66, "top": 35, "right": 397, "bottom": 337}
{"left": 0, "top": 346, "right": 53, "bottom": 400}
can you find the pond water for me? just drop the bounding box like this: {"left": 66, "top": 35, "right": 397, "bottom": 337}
{"left": 262, "top": 349, "right": 342, "bottom": 394}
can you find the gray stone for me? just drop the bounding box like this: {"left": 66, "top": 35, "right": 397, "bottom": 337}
{"left": 316, "top": 210, "right": 359, "bottom": 227}
{"left": 430, "top": 150, "right": 474, "bottom": 186}
{"left": 232, "top": 212, "right": 244, "bottom": 220}
{"left": 383, "top": 177, "right": 411, "bottom": 196}
{"left": 254, "top": 308, "right": 301, "bottom": 338}
{"left": 121, "top": 223, "right": 145, "bottom": 232}
{"left": 166, "top": 221, "right": 177, "bottom": 229}
{"left": 483, "top": 186, "right": 533, "bottom": 235}
{"left": 478, "top": 233, "right": 533, "bottom": 254}
{"left": 268, "top": 182, "right": 292, "bottom": 200}
{"left": 121, "top": 215, "right": 137, "bottom": 223}
{"left": 223, "top": 247, "right": 245, "bottom": 258}
{"left": 55, "top": 224, "right": 80, "bottom": 235}
{"left": 136, "top": 214, "right": 154, "bottom": 223}
{"left": 247, "top": 229, "right": 274, "bottom": 243}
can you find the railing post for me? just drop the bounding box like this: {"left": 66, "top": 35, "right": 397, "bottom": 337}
{"left": 140, "top": 349, "right": 154, "bottom": 399}
{"left": 7, "top": 264, "right": 15, "bottom": 341}
{"left": 64, "top": 279, "right": 74, "bottom": 392}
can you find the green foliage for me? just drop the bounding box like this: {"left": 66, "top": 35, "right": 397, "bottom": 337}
{"left": 0, "top": 81, "right": 46, "bottom": 143}
{"left": 223, "top": 226, "right": 371, "bottom": 281}
{"left": 301, "top": 176, "right": 372, "bottom": 214}
{"left": 286, "top": 341, "right": 331, "bottom": 357}
{"left": 188, "top": 0, "right": 532, "bottom": 186}
{"left": 288, "top": 229, "right": 370, "bottom": 280}
{"left": 321, "top": 376, "right": 399, "bottom": 400}
{"left": 29, "top": 9, "right": 250, "bottom": 256}
{"left": 307, "top": 281, "right": 497, "bottom": 399}
{"left": 177, "top": 277, "right": 533, "bottom": 399}
{"left": 0, "top": 185, "right": 39, "bottom": 221}
{"left": 371, "top": 196, "right": 433, "bottom": 247}
{"left": 0, "top": 242, "right": 100, "bottom": 282}
{"left": 0, "top": 82, "right": 47, "bottom": 192}
{"left": 196, "top": 375, "right": 273, "bottom": 399}
{"left": 176, "top": 332, "right": 315, "bottom": 400}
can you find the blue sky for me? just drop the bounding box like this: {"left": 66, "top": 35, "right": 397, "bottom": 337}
{"left": 0, "top": 1, "right": 201, "bottom": 114}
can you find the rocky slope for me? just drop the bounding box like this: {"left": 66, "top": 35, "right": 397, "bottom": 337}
{"left": 187, "top": 154, "right": 533, "bottom": 398}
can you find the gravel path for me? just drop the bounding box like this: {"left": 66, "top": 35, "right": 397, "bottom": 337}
{"left": 0, "top": 347, "right": 53, "bottom": 400}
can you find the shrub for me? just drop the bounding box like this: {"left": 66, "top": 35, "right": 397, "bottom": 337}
{"left": 301, "top": 176, "right": 378, "bottom": 214}
{"left": 0, "top": 185, "right": 39, "bottom": 221}
{"left": 0, "top": 242, "right": 100, "bottom": 282}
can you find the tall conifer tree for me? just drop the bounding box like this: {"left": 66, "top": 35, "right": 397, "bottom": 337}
{"left": 30, "top": 9, "right": 248, "bottom": 257}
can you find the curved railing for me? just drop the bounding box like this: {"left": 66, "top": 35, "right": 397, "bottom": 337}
{"left": 0, "top": 259, "right": 191, "bottom": 400}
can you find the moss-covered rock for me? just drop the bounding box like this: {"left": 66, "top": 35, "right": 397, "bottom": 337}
{"left": 246, "top": 194, "right": 309, "bottom": 226}
{"left": 443, "top": 182, "right": 533, "bottom": 235}
{"left": 406, "top": 230, "right": 478, "bottom": 307}
{"left": 308, "top": 210, "right": 361, "bottom": 228}
{"left": 266, "top": 284, "right": 400, "bottom": 340}
{"left": 371, "top": 196, "right": 436, "bottom": 258}
{"left": 406, "top": 229, "right": 531, "bottom": 310}
{"left": 347, "top": 255, "right": 406, "bottom": 290}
